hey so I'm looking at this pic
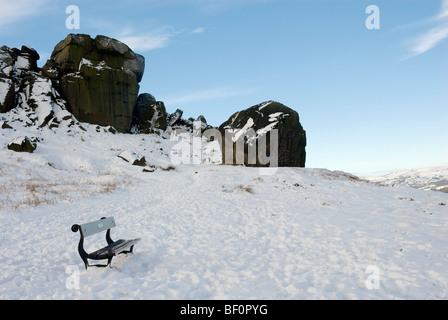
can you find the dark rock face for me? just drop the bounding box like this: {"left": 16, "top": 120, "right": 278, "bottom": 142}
{"left": 219, "top": 101, "right": 307, "bottom": 167}
{"left": 130, "top": 93, "right": 167, "bottom": 134}
{"left": 43, "top": 34, "right": 145, "bottom": 132}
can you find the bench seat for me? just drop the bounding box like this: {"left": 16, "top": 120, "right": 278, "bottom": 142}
{"left": 88, "top": 239, "right": 140, "bottom": 260}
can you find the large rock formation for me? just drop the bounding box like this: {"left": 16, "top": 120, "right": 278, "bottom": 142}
{"left": 219, "top": 101, "right": 307, "bottom": 167}
{"left": 43, "top": 34, "right": 145, "bottom": 132}
{"left": 2, "top": 37, "right": 308, "bottom": 170}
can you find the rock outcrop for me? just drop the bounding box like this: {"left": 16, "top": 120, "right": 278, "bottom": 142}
{"left": 43, "top": 34, "right": 145, "bottom": 132}
{"left": 1, "top": 35, "right": 219, "bottom": 139}
{"left": 2, "top": 37, "right": 308, "bottom": 169}
{"left": 0, "top": 45, "right": 41, "bottom": 113}
{"left": 0, "top": 45, "right": 73, "bottom": 128}
{"left": 219, "top": 101, "right": 307, "bottom": 167}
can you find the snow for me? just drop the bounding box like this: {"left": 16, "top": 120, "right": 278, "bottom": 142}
{"left": 31, "top": 78, "right": 55, "bottom": 125}
{"left": 79, "top": 58, "right": 93, "bottom": 71}
{"left": 258, "top": 101, "right": 273, "bottom": 111}
{"left": 0, "top": 80, "right": 11, "bottom": 105}
{"left": 118, "top": 150, "right": 140, "bottom": 164}
{"left": 14, "top": 55, "right": 30, "bottom": 70}
{"left": 269, "top": 112, "right": 284, "bottom": 120}
{"left": 8, "top": 136, "right": 27, "bottom": 146}
{"left": 79, "top": 58, "right": 111, "bottom": 73}
{"left": 232, "top": 117, "right": 254, "bottom": 142}
{"left": 0, "top": 112, "right": 447, "bottom": 300}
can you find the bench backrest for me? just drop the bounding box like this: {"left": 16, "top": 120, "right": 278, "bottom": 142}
{"left": 79, "top": 217, "right": 116, "bottom": 238}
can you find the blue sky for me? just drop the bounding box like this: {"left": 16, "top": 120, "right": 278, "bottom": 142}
{"left": 1, "top": 0, "right": 447, "bottom": 176}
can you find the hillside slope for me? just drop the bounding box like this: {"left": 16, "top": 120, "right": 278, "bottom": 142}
{"left": 369, "top": 166, "right": 448, "bottom": 193}
{"left": 0, "top": 117, "right": 447, "bottom": 300}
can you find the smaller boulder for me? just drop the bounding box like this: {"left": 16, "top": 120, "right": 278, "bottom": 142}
{"left": 196, "top": 115, "right": 207, "bottom": 125}
{"left": 15, "top": 46, "right": 40, "bottom": 72}
{"left": 8, "top": 136, "right": 37, "bottom": 153}
{"left": 131, "top": 94, "right": 167, "bottom": 134}
{"left": 118, "top": 150, "right": 147, "bottom": 167}
{"left": 167, "top": 109, "right": 183, "bottom": 126}
{"left": 1, "top": 121, "right": 13, "bottom": 129}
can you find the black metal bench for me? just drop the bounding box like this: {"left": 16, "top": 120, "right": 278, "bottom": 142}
{"left": 71, "top": 217, "right": 140, "bottom": 270}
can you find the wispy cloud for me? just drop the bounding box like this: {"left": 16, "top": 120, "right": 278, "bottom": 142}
{"left": 152, "top": 0, "right": 272, "bottom": 14}
{"left": 117, "top": 27, "right": 179, "bottom": 52}
{"left": 191, "top": 27, "right": 207, "bottom": 34}
{"left": 115, "top": 26, "right": 205, "bottom": 52}
{"left": 164, "top": 87, "right": 258, "bottom": 106}
{"left": 0, "top": 0, "right": 51, "bottom": 27}
{"left": 410, "top": 23, "right": 448, "bottom": 57}
{"left": 406, "top": 0, "right": 448, "bottom": 58}
{"left": 192, "top": 0, "right": 271, "bottom": 13}
{"left": 437, "top": 0, "right": 448, "bottom": 19}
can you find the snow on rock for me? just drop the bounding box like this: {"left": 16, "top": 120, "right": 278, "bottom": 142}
{"left": 258, "top": 100, "right": 274, "bottom": 111}
{"left": 118, "top": 150, "right": 147, "bottom": 167}
{"left": 168, "top": 109, "right": 183, "bottom": 127}
{"left": 219, "top": 101, "right": 307, "bottom": 167}
{"left": 232, "top": 117, "right": 255, "bottom": 143}
{"left": 78, "top": 58, "right": 112, "bottom": 73}
{"left": 0, "top": 79, "right": 12, "bottom": 105}
{"left": 7, "top": 136, "right": 37, "bottom": 153}
{"left": 9, "top": 73, "right": 71, "bottom": 128}
{"left": 0, "top": 45, "right": 75, "bottom": 129}
{"left": 14, "top": 55, "right": 31, "bottom": 71}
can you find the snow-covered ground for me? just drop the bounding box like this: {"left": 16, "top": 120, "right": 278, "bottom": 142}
{"left": 1, "top": 117, "right": 447, "bottom": 300}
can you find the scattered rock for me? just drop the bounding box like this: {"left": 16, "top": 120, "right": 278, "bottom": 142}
{"left": 7, "top": 136, "right": 37, "bottom": 153}
{"left": 1, "top": 121, "right": 12, "bottom": 129}
{"left": 118, "top": 150, "right": 147, "bottom": 167}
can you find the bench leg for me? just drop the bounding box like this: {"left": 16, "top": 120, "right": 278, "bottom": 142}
{"left": 82, "top": 258, "right": 89, "bottom": 270}
{"left": 84, "top": 257, "right": 113, "bottom": 270}
{"left": 118, "top": 245, "right": 135, "bottom": 256}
